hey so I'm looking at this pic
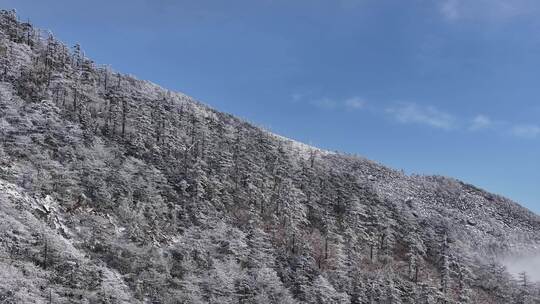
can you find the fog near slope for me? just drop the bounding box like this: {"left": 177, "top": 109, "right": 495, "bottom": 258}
{"left": 502, "top": 253, "right": 540, "bottom": 281}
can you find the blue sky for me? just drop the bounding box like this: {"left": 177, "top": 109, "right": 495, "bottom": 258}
{"left": 2, "top": 0, "right": 539, "bottom": 213}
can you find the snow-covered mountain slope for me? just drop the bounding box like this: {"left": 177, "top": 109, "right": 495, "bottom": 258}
{"left": 0, "top": 9, "right": 539, "bottom": 304}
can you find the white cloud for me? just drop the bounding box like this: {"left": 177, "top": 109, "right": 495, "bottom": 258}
{"left": 344, "top": 97, "right": 366, "bottom": 110}
{"left": 300, "top": 95, "right": 367, "bottom": 111}
{"left": 469, "top": 115, "right": 540, "bottom": 139}
{"left": 386, "top": 102, "right": 456, "bottom": 130}
{"left": 511, "top": 124, "right": 540, "bottom": 138}
{"left": 297, "top": 92, "right": 538, "bottom": 140}
{"left": 311, "top": 98, "right": 338, "bottom": 109}
{"left": 438, "top": 0, "right": 538, "bottom": 22}
{"left": 502, "top": 253, "right": 540, "bottom": 282}
{"left": 470, "top": 114, "right": 493, "bottom": 130}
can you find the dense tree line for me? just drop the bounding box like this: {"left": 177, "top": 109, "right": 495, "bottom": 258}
{"left": 0, "top": 9, "right": 539, "bottom": 303}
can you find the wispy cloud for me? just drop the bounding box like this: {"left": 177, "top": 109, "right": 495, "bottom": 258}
{"left": 511, "top": 124, "right": 540, "bottom": 138}
{"left": 311, "top": 98, "right": 339, "bottom": 109}
{"left": 470, "top": 114, "right": 493, "bottom": 130}
{"left": 296, "top": 92, "right": 540, "bottom": 140}
{"left": 469, "top": 114, "right": 540, "bottom": 140}
{"left": 344, "top": 97, "right": 366, "bottom": 110}
{"left": 386, "top": 103, "right": 456, "bottom": 130}
{"left": 296, "top": 94, "right": 367, "bottom": 111}
{"left": 438, "top": 0, "right": 538, "bottom": 22}
{"left": 502, "top": 253, "right": 540, "bottom": 281}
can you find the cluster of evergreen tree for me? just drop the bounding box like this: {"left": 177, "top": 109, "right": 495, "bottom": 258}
{"left": 0, "top": 9, "right": 539, "bottom": 303}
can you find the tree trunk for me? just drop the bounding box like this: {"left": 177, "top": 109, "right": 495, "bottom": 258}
{"left": 121, "top": 98, "right": 127, "bottom": 138}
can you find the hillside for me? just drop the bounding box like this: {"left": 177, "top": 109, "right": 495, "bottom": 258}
{"left": 0, "top": 9, "right": 539, "bottom": 304}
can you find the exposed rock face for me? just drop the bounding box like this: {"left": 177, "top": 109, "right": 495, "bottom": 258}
{"left": 0, "top": 9, "right": 539, "bottom": 303}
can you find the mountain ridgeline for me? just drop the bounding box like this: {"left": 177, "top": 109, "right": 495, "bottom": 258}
{"left": 0, "top": 9, "right": 539, "bottom": 304}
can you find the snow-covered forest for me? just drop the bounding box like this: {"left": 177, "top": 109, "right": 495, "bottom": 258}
{"left": 0, "top": 9, "right": 539, "bottom": 303}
